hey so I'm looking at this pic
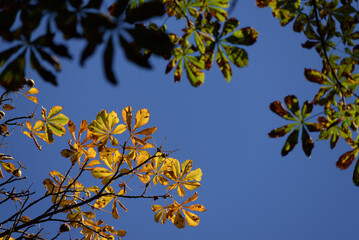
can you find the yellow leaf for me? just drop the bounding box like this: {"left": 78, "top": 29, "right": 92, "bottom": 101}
{"left": 116, "top": 230, "right": 126, "bottom": 237}
{"left": 2, "top": 104, "right": 14, "bottom": 111}
{"left": 182, "top": 192, "right": 199, "bottom": 205}
{"left": 173, "top": 210, "right": 186, "bottom": 229}
{"left": 20, "top": 216, "right": 31, "bottom": 223}
{"left": 94, "top": 196, "right": 113, "bottom": 208}
{"left": 87, "top": 159, "right": 101, "bottom": 167}
{"left": 182, "top": 181, "right": 201, "bottom": 191}
{"left": 42, "top": 178, "right": 55, "bottom": 192}
{"left": 181, "top": 160, "right": 193, "bottom": 176}
{"left": 26, "top": 87, "right": 39, "bottom": 95}
{"left": 158, "top": 175, "right": 169, "bottom": 185}
{"left": 1, "top": 162, "right": 15, "bottom": 173}
{"left": 183, "top": 204, "right": 206, "bottom": 212}
{"left": 134, "top": 109, "right": 150, "bottom": 130}
{"left": 25, "top": 95, "right": 38, "bottom": 104}
{"left": 134, "top": 127, "right": 157, "bottom": 135}
{"left": 112, "top": 201, "right": 120, "bottom": 219}
{"left": 87, "top": 147, "right": 97, "bottom": 159}
{"left": 68, "top": 120, "right": 76, "bottom": 141}
{"left": 183, "top": 209, "right": 200, "bottom": 227}
{"left": 112, "top": 124, "right": 126, "bottom": 134}
{"left": 122, "top": 106, "right": 133, "bottom": 132}
{"left": 171, "top": 159, "right": 181, "bottom": 179}
{"left": 108, "top": 111, "right": 119, "bottom": 130}
{"left": 91, "top": 167, "right": 113, "bottom": 179}
{"left": 137, "top": 173, "right": 151, "bottom": 183}
{"left": 177, "top": 184, "right": 186, "bottom": 197}
{"left": 152, "top": 205, "right": 163, "bottom": 212}
{"left": 183, "top": 168, "right": 202, "bottom": 181}
{"left": 87, "top": 186, "right": 100, "bottom": 194}
{"left": 83, "top": 211, "right": 96, "bottom": 219}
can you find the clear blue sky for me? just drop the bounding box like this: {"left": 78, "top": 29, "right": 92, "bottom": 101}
{"left": 4, "top": 1, "right": 359, "bottom": 239}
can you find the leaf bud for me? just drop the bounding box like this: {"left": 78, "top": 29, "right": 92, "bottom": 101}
{"left": 26, "top": 79, "right": 35, "bottom": 88}
{"left": 59, "top": 223, "right": 71, "bottom": 233}
{"left": 13, "top": 169, "right": 22, "bottom": 177}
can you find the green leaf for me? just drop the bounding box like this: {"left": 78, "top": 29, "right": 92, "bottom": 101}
{"left": 284, "top": 95, "right": 300, "bottom": 118}
{"left": 269, "top": 101, "right": 296, "bottom": 120}
{"left": 281, "top": 127, "right": 299, "bottom": 156}
{"left": 304, "top": 68, "right": 330, "bottom": 85}
{"left": 222, "top": 45, "right": 248, "bottom": 68}
{"left": 268, "top": 123, "right": 298, "bottom": 138}
{"left": 336, "top": 148, "right": 358, "bottom": 170}
{"left": 223, "top": 27, "right": 258, "bottom": 46}
{"left": 216, "top": 47, "right": 232, "bottom": 82}
{"left": 301, "top": 127, "right": 314, "bottom": 157}
{"left": 352, "top": 160, "right": 359, "bottom": 186}
{"left": 185, "top": 59, "right": 204, "bottom": 87}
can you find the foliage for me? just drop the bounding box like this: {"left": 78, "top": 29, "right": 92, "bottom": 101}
{"left": 261, "top": 0, "right": 359, "bottom": 185}
{"left": 0, "top": 0, "right": 258, "bottom": 89}
{"left": 0, "top": 79, "right": 205, "bottom": 239}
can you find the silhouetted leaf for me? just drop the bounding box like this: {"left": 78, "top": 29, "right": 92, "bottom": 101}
{"left": 84, "top": 0, "right": 103, "bottom": 9}
{"left": 119, "top": 36, "right": 151, "bottom": 68}
{"left": 125, "top": 1, "right": 165, "bottom": 24}
{"left": 35, "top": 47, "right": 61, "bottom": 72}
{"left": 30, "top": 50, "right": 57, "bottom": 85}
{"left": 80, "top": 41, "right": 101, "bottom": 66}
{"left": 0, "top": 50, "right": 26, "bottom": 91}
{"left": 108, "top": 0, "right": 129, "bottom": 17}
{"left": 127, "top": 24, "right": 174, "bottom": 59}
{"left": 103, "top": 37, "right": 117, "bottom": 84}
{"left": 0, "top": 44, "right": 22, "bottom": 68}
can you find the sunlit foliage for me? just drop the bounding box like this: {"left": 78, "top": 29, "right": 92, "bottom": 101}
{"left": 0, "top": 79, "right": 205, "bottom": 239}
{"left": 263, "top": 0, "right": 359, "bottom": 185}
{"left": 0, "top": 0, "right": 258, "bottom": 89}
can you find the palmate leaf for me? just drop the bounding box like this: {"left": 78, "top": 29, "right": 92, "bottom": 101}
{"left": 41, "top": 106, "right": 69, "bottom": 143}
{"left": 269, "top": 95, "right": 317, "bottom": 157}
{"left": 23, "top": 120, "right": 47, "bottom": 150}
{"left": 165, "top": 159, "right": 202, "bottom": 197}
{"left": 166, "top": 43, "right": 205, "bottom": 86}
{"left": 203, "top": 18, "right": 258, "bottom": 82}
{"left": 166, "top": 192, "right": 206, "bottom": 229}
{"left": 200, "top": 0, "right": 230, "bottom": 21}
{"left": 88, "top": 109, "right": 126, "bottom": 151}
{"left": 120, "top": 107, "right": 157, "bottom": 149}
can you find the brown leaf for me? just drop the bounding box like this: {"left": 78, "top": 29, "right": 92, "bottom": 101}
{"left": 269, "top": 101, "right": 295, "bottom": 120}
{"left": 336, "top": 149, "right": 358, "bottom": 170}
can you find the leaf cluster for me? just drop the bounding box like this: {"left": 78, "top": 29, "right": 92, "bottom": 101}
{"left": 262, "top": 0, "right": 359, "bottom": 185}
{"left": 0, "top": 0, "right": 258, "bottom": 89}
{"left": 0, "top": 82, "right": 205, "bottom": 239}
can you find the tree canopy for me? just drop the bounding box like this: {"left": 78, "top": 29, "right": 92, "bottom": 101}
{"left": 2, "top": 0, "right": 359, "bottom": 239}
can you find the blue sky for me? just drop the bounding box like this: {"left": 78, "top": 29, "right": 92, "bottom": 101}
{"left": 3, "top": 1, "right": 359, "bottom": 240}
